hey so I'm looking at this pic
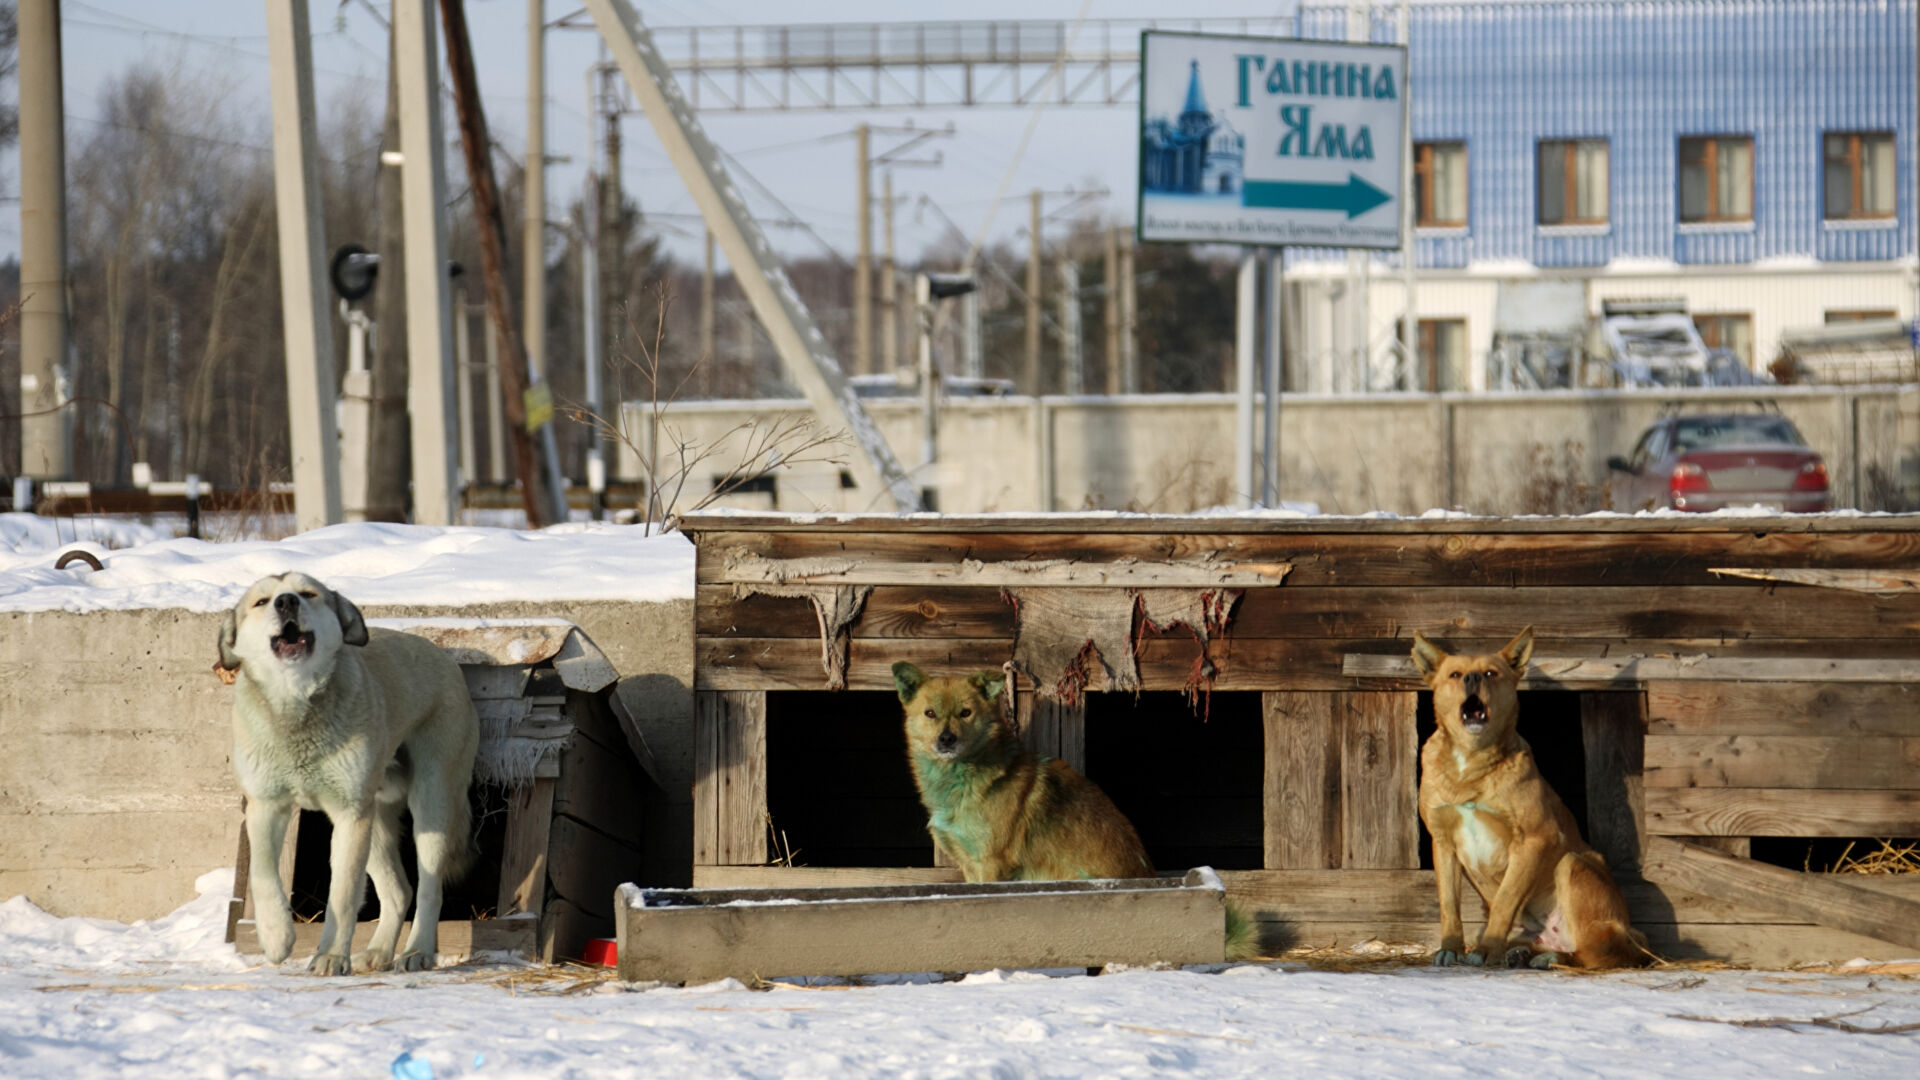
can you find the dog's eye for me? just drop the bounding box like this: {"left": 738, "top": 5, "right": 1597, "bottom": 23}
{"left": 299, "top": 591, "right": 317, "bottom": 599}
{"left": 1449, "top": 671, "right": 1461, "bottom": 679}
{"left": 924, "top": 709, "right": 936, "bottom": 719}
{"left": 958, "top": 708, "right": 972, "bottom": 718}
{"left": 252, "top": 597, "right": 268, "bottom": 607}
{"left": 1486, "top": 668, "right": 1499, "bottom": 679}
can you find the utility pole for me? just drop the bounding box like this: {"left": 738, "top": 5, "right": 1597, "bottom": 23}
{"left": 438, "top": 0, "right": 569, "bottom": 526}
{"left": 598, "top": 96, "right": 624, "bottom": 419}
{"left": 265, "top": 0, "right": 343, "bottom": 530}
{"left": 1119, "top": 229, "right": 1138, "bottom": 392}
{"left": 881, "top": 169, "right": 897, "bottom": 375}
{"left": 1346, "top": 0, "right": 1372, "bottom": 392}
{"left": 368, "top": 20, "right": 412, "bottom": 522}
{"left": 17, "top": 0, "right": 69, "bottom": 479}
{"left": 397, "top": 0, "right": 459, "bottom": 525}
{"left": 1057, "top": 259, "right": 1083, "bottom": 396}
{"left": 700, "top": 229, "right": 716, "bottom": 395}
{"left": 854, "top": 123, "right": 872, "bottom": 376}
{"left": 1397, "top": 0, "right": 1417, "bottom": 391}
{"left": 525, "top": 0, "right": 547, "bottom": 401}
{"left": 1103, "top": 226, "right": 1120, "bottom": 395}
{"left": 1026, "top": 189, "right": 1043, "bottom": 395}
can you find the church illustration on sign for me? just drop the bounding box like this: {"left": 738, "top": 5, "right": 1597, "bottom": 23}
{"left": 1142, "top": 60, "right": 1245, "bottom": 196}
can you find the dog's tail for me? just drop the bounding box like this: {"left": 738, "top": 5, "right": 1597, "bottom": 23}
{"left": 1224, "top": 901, "right": 1259, "bottom": 961}
{"left": 443, "top": 784, "right": 478, "bottom": 886}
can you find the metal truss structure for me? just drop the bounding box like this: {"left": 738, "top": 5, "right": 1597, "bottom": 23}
{"left": 554, "top": 16, "right": 1290, "bottom": 112}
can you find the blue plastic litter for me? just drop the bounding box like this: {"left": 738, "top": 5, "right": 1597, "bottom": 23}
{"left": 391, "top": 1051, "right": 434, "bottom": 1080}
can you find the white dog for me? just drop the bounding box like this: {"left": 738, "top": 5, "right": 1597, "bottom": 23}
{"left": 220, "top": 572, "right": 478, "bottom": 974}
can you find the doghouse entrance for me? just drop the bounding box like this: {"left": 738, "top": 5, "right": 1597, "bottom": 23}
{"left": 764, "top": 690, "right": 931, "bottom": 867}
{"left": 285, "top": 788, "right": 508, "bottom": 923}
{"left": 1085, "top": 692, "right": 1265, "bottom": 871}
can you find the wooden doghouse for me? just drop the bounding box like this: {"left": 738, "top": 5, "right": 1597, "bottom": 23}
{"left": 682, "top": 512, "right": 1920, "bottom": 967}
{"left": 228, "top": 619, "right": 658, "bottom": 963}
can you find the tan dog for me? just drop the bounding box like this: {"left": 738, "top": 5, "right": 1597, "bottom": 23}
{"left": 221, "top": 573, "right": 478, "bottom": 974}
{"left": 892, "top": 663, "right": 1153, "bottom": 882}
{"left": 1411, "top": 627, "right": 1649, "bottom": 969}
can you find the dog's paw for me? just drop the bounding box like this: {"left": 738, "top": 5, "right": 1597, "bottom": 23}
{"left": 260, "top": 923, "right": 297, "bottom": 965}
{"left": 1462, "top": 949, "right": 1488, "bottom": 967}
{"left": 1503, "top": 945, "right": 1536, "bottom": 969}
{"left": 356, "top": 948, "right": 395, "bottom": 973}
{"left": 1529, "top": 951, "right": 1564, "bottom": 970}
{"left": 307, "top": 952, "right": 354, "bottom": 976}
{"left": 1432, "top": 949, "right": 1461, "bottom": 967}
{"left": 393, "top": 950, "right": 437, "bottom": 973}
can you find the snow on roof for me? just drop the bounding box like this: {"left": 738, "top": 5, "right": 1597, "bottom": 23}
{"left": 0, "top": 517, "right": 694, "bottom": 614}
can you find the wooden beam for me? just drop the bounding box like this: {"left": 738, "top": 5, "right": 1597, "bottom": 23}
{"left": 681, "top": 512, "right": 1920, "bottom": 536}
{"left": 1264, "top": 692, "right": 1342, "bottom": 869}
{"left": 717, "top": 551, "right": 1291, "bottom": 588}
{"left": 1339, "top": 692, "right": 1420, "bottom": 869}
{"left": 1711, "top": 567, "right": 1920, "bottom": 593}
{"left": 1022, "top": 693, "right": 1086, "bottom": 775}
{"left": 1646, "top": 788, "right": 1920, "bottom": 837}
{"left": 498, "top": 777, "right": 556, "bottom": 918}
{"left": 1646, "top": 735, "right": 1920, "bottom": 790}
{"left": 1643, "top": 836, "right": 1920, "bottom": 952}
{"left": 1347, "top": 654, "right": 1920, "bottom": 687}
{"left": 1580, "top": 692, "right": 1645, "bottom": 872}
{"left": 693, "top": 690, "right": 767, "bottom": 865}
{"left": 1649, "top": 682, "right": 1920, "bottom": 737}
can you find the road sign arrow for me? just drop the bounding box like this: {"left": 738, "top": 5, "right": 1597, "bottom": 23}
{"left": 1243, "top": 174, "right": 1393, "bottom": 219}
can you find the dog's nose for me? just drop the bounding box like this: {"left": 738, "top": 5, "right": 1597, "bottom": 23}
{"left": 1463, "top": 672, "right": 1481, "bottom": 695}
{"left": 272, "top": 593, "right": 299, "bottom": 617}
{"left": 935, "top": 728, "right": 958, "bottom": 752}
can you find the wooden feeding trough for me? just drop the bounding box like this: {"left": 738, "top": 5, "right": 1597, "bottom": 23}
{"left": 681, "top": 511, "right": 1920, "bottom": 968}
{"left": 228, "top": 619, "right": 659, "bottom": 962}
{"left": 615, "top": 868, "right": 1228, "bottom": 985}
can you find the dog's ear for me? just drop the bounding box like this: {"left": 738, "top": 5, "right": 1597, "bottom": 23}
{"left": 217, "top": 609, "right": 243, "bottom": 671}
{"left": 1409, "top": 631, "right": 1446, "bottom": 682}
{"left": 891, "top": 662, "right": 926, "bottom": 703}
{"left": 1499, "top": 625, "right": 1535, "bottom": 674}
{"left": 330, "top": 589, "right": 370, "bottom": 647}
{"left": 968, "top": 670, "right": 1006, "bottom": 702}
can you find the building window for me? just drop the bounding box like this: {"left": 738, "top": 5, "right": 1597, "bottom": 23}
{"left": 1824, "top": 132, "right": 1896, "bottom": 220}
{"left": 1678, "top": 136, "right": 1753, "bottom": 223}
{"left": 1825, "top": 309, "right": 1898, "bottom": 323}
{"left": 1693, "top": 313, "right": 1753, "bottom": 369}
{"left": 1417, "top": 318, "right": 1469, "bottom": 391}
{"left": 1414, "top": 142, "right": 1468, "bottom": 227}
{"left": 1538, "top": 139, "right": 1609, "bottom": 226}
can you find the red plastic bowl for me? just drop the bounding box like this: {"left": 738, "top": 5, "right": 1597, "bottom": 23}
{"left": 579, "top": 938, "right": 618, "bottom": 967}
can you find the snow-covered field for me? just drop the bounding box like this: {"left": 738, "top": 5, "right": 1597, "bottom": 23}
{"left": 2, "top": 873, "right": 1918, "bottom": 1078}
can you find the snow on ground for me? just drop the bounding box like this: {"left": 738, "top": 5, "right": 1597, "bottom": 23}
{"left": 0, "top": 517, "right": 694, "bottom": 613}
{"left": 2, "top": 875, "right": 1918, "bottom": 1079}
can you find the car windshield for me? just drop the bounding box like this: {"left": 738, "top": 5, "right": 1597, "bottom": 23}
{"left": 1670, "top": 415, "right": 1806, "bottom": 453}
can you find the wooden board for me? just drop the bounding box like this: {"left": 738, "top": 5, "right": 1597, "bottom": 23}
{"left": 716, "top": 550, "right": 1291, "bottom": 588}
{"left": 1645, "top": 736, "right": 1920, "bottom": 790}
{"left": 1346, "top": 654, "right": 1920, "bottom": 689}
{"left": 1581, "top": 692, "right": 1646, "bottom": 872}
{"left": 1642, "top": 837, "right": 1920, "bottom": 951}
{"left": 1648, "top": 682, "right": 1920, "bottom": 736}
{"left": 232, "top": 915, "right": 537, "bottom": 960}
{"left": 497, "top": 777, "right": 555, "bottom": 918}
{"left": 1264, "top": 693, "right": 1342, "bottom": 870}
{"left": 616, "top": 871, "right": 1226, "bottom": 984}
{"left": 693, "top": 690, "right": 768, "bottom": 866}
{"left": 1645, "top": 788, "right": 1920, "bottom": 837}
{"left": 1339, "top": 692, "right": 1420, "bottom": 870}
{"left": 1021, "top": 693, "right": 1086, "bottom": 776}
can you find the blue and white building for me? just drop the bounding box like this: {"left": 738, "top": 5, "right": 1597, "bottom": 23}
{"left": 1280, "top": 0, "right": 1916, "bottom": 391}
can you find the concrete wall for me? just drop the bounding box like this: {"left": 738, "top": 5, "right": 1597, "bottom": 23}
{"left": 620, "top": 385, "right": 1920, "bottom": 516}
{"left": 0, "top": 598, "right": 693, "bottom": 922}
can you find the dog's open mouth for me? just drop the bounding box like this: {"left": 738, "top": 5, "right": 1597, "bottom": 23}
{"left": 1460, "top": 695, "right": 1489, "bottom": 734}
{"left": 271, "top": 621, "right": 315, "bottom": 660}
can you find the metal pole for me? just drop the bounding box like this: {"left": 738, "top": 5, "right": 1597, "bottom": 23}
{"left": 881, "top": 168, "right": 898, "bottom": 374}
{"left": 1346, "top": 0, "right": 1372, "bottom": 392}
{"left": 1026, "top": 189, "right": 1043, "bottom": 395}
{"left": 396, "top": 0, "right": 459, "bottom": 524}
{"left": 265, "top": 0, "right": 343, "bottom": 531}
{"left": 963, "top": 288, "right": 983, "bottom": 380}
{"left": 1119, "top": 229, "right": 1137, "bottom": 393}
{"left": 525, "top": 0, "right": 547, "bottom": 384}
{"left": 916, "top": 274, "right": 936, "bottom": 474}
{"left": 455, "top": 287, "right": 477, "bottom": 486}
{"left": 17, "top": 0, "right": 70, "bottom": 479}
{"left": 582, "top": 171, "right": 605, "bottom": 519}
{"left": 855, "top": 123, "right": 872, "bottom": 376}
{"left": 700, "top": 228, "right": 716, "bottom": 394}
{"left": 1103, "top": 226, "right": 1120, "bottom": 394}
{"left": 340, "top": 306, "right": 373, "bottom": 518}
{"left": 583, "top": 0, "right": 920, "bottom": 509}
{"left": 1263, "top": 248, "right": 1284, "bottom": 508}
{"left": 485, "top": 322, "right": 505, "bottom": 482}
{"left": 1398, "top": 0, "right": 1417, "bottom": 392}
{"left": 1235, "top": 250, "right": 1257, "bottom": 509}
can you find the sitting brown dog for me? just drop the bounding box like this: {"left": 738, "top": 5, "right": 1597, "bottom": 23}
{"left": 1411, "top": 627, "right": 1649, "bottom": 969}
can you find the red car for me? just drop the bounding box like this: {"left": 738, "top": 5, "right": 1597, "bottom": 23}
{"left": 1605, "top": 412, "right": 1830, "bottom": 513}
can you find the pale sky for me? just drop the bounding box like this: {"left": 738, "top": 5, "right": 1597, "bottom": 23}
{"left": 6, "top": 0, "right": 1322, "bottom": 267}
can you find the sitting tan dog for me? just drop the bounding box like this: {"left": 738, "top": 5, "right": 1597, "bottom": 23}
{"left": 221, "top": 572, "right": 477, "bottom": 974}
{"left": 1411, "top": 627, "right": 1649, "bottom": 969}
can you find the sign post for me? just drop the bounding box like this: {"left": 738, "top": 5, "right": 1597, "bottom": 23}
{"left": 1137, "top": 31, "right": 1407, "bottom": 506}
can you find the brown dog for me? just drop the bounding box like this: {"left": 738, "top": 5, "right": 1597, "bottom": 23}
{"left": 1411, "top": 627, "right": 1649, "bottom": 969}
{"left": 892, "top": 662, "right": 1153, "bottom": 882}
